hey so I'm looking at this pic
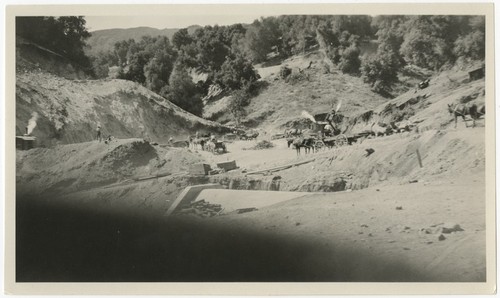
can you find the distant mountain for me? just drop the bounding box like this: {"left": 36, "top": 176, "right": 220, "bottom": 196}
{"left": 86, "top": 25, "right": 201, "bottom": 55}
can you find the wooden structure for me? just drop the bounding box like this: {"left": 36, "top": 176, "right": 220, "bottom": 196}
{"left": 16, "top": 136, "right": 36, "bottom": 150}
{"left": 189, "top": 163, "right": 212, "bottom": 175}
{"left": 469, "top": 67, "right": 485, "bottom": 81}
{"left": 216, "top": 160, "right": 237, "bottom": 172}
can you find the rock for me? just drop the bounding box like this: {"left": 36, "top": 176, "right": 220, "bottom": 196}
{"left": 396, "top": 206, "right": 403, "bottom": 210}
{"left": 409, "top": 179, "right": 418, "bottom": 183}
{"left": 442, "top": 224, "right": 464, "bottom": 234}
{"left": 438, "top": 234, "right": 446, "bottom": 241}
{"left": 295, "top": 222, "right": 301, "bottom": 226}
{"left": 361, "top": 224, "right": 369, "bottom": 228}
{"left": 365, "top": 148, "right": 375, "bottom": 157}
{"left": 237, "top": 207, "right": 258, "bottom": 214}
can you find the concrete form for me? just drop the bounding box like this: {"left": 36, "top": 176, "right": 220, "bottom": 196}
{"left": 195, "top": 189, "right": 310, "bottom": 214}
{"left": 165, "top": 183, "right": 222, "bottom": 216}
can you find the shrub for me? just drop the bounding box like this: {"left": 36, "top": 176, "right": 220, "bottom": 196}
{"left": 339, "top": 45, "right": 361, "bottom": 74}
{"left": 162, "top": 64, "right": 203, "bottom": 116}
{"left": 453, "top": 31, "right": 485, "bottom": 61}
{"left": 361, "top": 50, "right": 400, "bottom": 95}
{"left": 280, "top": 65, "right": 292, "bottom": 79}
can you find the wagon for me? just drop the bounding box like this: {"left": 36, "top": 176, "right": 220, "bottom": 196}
{"left": 313, "top": 132, "right": 369, "bottom": 150}
{"left": 313, "top": 134, "right": 348, "bottom": 150}
{"left": 214, "top": 141, "right": 227, "bottom": 154}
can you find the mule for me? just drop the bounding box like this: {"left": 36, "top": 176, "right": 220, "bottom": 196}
{"left": 447, "top": 102, "right": 484, "bottom": 128}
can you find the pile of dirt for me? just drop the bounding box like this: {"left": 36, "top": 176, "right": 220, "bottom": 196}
{"left": 16, "top": 70, "right": 230, "bottom": 147}
{"left": 244, "top": 140, "right": 275, "bottom": 150}
{"left": 16, "top": 138, "right": 207, "bottom": 196}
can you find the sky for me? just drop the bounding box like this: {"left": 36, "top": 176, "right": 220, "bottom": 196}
{"left": 85, "top": 14, "right": 274, "bottom": 31}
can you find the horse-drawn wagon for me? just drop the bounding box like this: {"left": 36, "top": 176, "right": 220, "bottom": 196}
{"left": 204, "top": 140, "right": 228, "bottom": 154}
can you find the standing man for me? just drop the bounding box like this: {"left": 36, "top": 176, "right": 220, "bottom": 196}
{"left": 96, "top": 124, "right": 102, "bottom": 142}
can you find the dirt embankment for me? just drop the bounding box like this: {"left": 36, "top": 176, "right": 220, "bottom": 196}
{"left": 16, "top": 72, "right": 231, "bottom": 147}
{"left": 16, "top": 139, "right": 203, "bottom": 194}
{"left": 345, "top": 68, "right": 485, "bottom": 135}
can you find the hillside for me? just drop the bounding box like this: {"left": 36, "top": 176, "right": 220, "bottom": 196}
{"left": 16, "top": 38, "right": 230, "bottom": 147}
{"left": 17, "top": 37, "right": 90, "bottom": 80}
{"left": 86, "top": 25, "right": 200, "bottom": 55}
{"left": 16, "top": 72, "right": 230, "bottom": 147}
{"left": 206, "top": 50, "right": 404, "bottom": 132}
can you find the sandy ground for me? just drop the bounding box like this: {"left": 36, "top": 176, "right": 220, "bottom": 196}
{"left": 206, "top": 174, "right": 485, "bottom": 282}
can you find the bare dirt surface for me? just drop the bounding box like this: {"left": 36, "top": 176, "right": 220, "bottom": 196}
{"left": 206, "top": 175, "right": 485, "bottom": 282}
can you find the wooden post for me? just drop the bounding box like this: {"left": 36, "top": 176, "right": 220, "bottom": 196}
{"left": 416, "top": 149, "right": 423, "bottom": 168}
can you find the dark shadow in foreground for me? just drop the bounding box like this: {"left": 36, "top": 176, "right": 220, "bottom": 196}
{"left": 17, "top": 194, "right": 435, "bottom": 282}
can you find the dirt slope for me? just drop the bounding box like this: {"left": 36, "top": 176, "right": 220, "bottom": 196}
{"left": 16, "top": 71, "right": 230, "bottom": 147}
{"left": 347, "top": 67, "right": 486, "bottom": 134}
{"left": 206, "top": 51, "right": 390, "bottom": 132}
{"left": 16, "top": 138, "right": 207, "bottom": 197}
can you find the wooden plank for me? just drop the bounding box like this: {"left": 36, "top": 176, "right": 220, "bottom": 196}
{"left": 246, "top": 158, "right": 315, "bottom": 175}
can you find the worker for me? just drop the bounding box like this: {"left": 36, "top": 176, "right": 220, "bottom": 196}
{"left": 326, "top": 108, "right": 336, "bottom": 124}
{"left": 96, "top": 124, "right": 102, "bottom": 142}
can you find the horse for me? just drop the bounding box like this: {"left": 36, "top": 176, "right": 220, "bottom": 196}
{"left": 204, "top": 141, "right": 216, "bottom": 153}
{"left": 190, "top": 137, "right": 206, "bottom": 150}
{"left": 447, "top": 102, "right": 484, "bottom": 128}
{"left": 292, "top": 137, "right": 315, "bottom": 155}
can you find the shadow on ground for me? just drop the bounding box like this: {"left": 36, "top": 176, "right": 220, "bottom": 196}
{"left": 17, "top": 193, "right": 432, "bottom": 282}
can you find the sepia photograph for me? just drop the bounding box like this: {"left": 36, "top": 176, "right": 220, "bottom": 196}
{"left": 5, "top": 3, "right": 495, "bottom": 295}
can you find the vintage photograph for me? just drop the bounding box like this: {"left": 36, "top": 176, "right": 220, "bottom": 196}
{"left": 6, "top": 3, "right": 495, "bottom": 295}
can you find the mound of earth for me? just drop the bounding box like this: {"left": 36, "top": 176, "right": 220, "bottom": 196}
{"left": 16, "top": 71, "right": 230, "bottom": 147}
{"left": 16, "top": 138, "right": 207, "bottom": 196}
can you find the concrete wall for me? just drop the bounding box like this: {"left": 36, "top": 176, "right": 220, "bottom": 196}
{"left": 165, "top": 183, "right": 223, "bottom": 216}
{"left": 195, "top": 189, "right": 310, "bottom": 213}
